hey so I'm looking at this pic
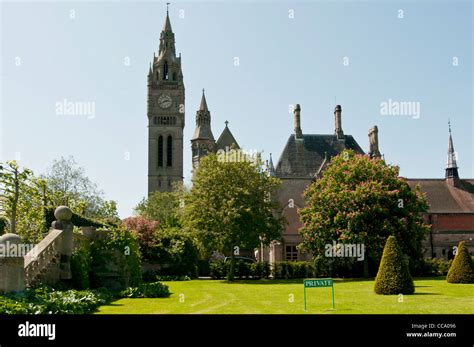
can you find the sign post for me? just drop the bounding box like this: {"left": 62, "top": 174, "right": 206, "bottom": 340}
{"left": 304, "top": 278, "right": 335, "bottom": 311}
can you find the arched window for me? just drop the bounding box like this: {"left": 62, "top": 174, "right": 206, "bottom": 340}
{"left": 167, "top": 135, "right": 173, "bottom": 167}
{"left": 164, "top": 61, "right": 169, "bottom": 80}
{"left": 158, "top": 136, "right": 163, "bottom": 167}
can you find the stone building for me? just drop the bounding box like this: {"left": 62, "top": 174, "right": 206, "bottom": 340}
{"left": 259, "top": 105, "right": 380, "bottom": 262}
{"left": 190, "top": 90, "right": 240, "bottom": 169}
{"left": 147, "top": 9, "right": 185, "bottom": 194}
{"left": 407, "top": 125, "right": 474, "bottom": 260}
{"left": 147, "top": 9, "right": 473, "bottom": 263}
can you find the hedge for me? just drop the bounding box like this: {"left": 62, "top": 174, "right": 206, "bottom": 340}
{"left": 447, "top": 241, "right": 474, "bottom": 283}
{"left": 45, "top": 207, "right": 107, "bottom": 229}
{"left": 374, "top": 236, "right": 415, "bottom": 295}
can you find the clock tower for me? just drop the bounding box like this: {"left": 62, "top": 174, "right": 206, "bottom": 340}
{"left": 147, "top": 8, "right": 185, "bottom": 194}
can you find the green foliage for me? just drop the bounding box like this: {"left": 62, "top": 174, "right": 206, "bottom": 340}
{"left": 209, "top": 261, "right": 272, "bottom": 280}
{"left": 70, "top": 242, "right": 92, "bottom": 290}
{"left": 134, "top": 190, "right": 184, "bottom": 227}
{"left": 123, "top": 216, "right": 199, "bottom": 278}
{"left": 416, "top": 258, "right": 453, "bottom": 276}
{"left": 42, "top": 156, "right": 119, "bottom": 222}
{"left": 183, "top": 154, "right": 283, "bottom": 280}
{"left": 300, "top": 150, "right": 429, "bottom": 277}
{"left": 0, "top": 287, "right": 111, "bottom": 314}
{"left": 44, "top": 207, "right": 108, "bottom": 229}
{"left": 273, "top": 261, "right": 316, "bottom": 279}
{"left": 447, "top": 241, "right": 474, "bottom": 283}
{"left": 0, "top": 161, "right": 47, "bottom": 242}
{"left": 120, "top": 282, "right": 170, "bottom": 298}
{"left": 374, "top": 236, "right": 415, "bottom": 295}
{"left": 251, "top": 262, "right": 271, "bottom": 279}
{"left": 89, "top": 227, "right": 142, "bottom": 290}
{"left": 0, "top": 217, "right": 7, "bottom": 235}
{"left": 210, "top": 261, "right": 227, "bottom": 279}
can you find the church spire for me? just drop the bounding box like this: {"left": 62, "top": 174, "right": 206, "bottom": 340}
{"left": 199, "top": 89, "right": 209, "bottom": 111}
{"left": 268, "top": 153, "right": 275, "bottom": 177}
{"left": 446, "top": 120, "right": 459, "bottom": 180}
{"left": 158, "top": 4, "right": 176, "bottom": 56}
{"left": 162, "top": 3, "right": 173, "bottom": 32}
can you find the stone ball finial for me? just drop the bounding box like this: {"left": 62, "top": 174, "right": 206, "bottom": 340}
{"left": 0, "top": 233, "right": 22, "bottom": 245}
{"left": 54, "top": 206, "right": 72, "bottom": 222}
{"left": 335, "top": 105, "right": 342, "bottom": 112}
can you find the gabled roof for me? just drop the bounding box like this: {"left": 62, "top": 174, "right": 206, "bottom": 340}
{"left": 406, "top": 179, "right": 474, "bottom": 213}
{"left": 275, "top": 134, "right": 365, "bottom": 178}
{"left": 216, "top": 123, "right": 239, "bottom": 150}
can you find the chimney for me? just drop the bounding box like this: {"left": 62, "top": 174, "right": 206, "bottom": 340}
{"left": 294, "top": 104, "right": 303, "bottom": 139}
{"left": 368, "top": 126, "right": 381, "bottom": 159}
{"left": 334, "top": 105, "right": 344, "bottom": 140}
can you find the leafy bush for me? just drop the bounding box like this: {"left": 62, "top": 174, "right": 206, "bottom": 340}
{"left": 0, "top": 287, "right": 111, "bottom": 314}
{"left": 142, "top": 270, "right": 190, "bottom": 282}
{"left": 447, "top": 241, "right": 474, "bottom": 283}
{"left": 0, "top": 217, "right": 7, "bottom": 235}
{"left": 70, "top": 242, "right": 91, "bottom": 290}
{"left": 251, "top": 262, "right": 271, "bottom": 279}
{"left": 120, "top": 282, "right": 170, "bottom": 298}
{"left": 416, "top": 258, "right": 453, "bottom": 276}
{"left": 123, "top": 217, "right": 199, "bottom": 278}
{"left": 235, "top": 260, "right": 252, "bottom": 278}
{"left": 374, "top": 236, "right": 415, "bottom": 295}
{"left": 273, "top": 261, "right": 315, "bottom": 279}
{"left": 210, "top": 261, "right": 226, "bottom": 279}
{"left": 89, "top": 227, "right": 142, "bottom": 290}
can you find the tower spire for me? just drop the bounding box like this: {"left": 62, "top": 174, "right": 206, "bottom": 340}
{"left": 268, "top": 153, "right": 275, "bottom": 176}
{"left": 446, "top": 120, "right": 459, "bottom": 181}
{"left": 199, "top": 89, "right": 208, "bottom": 111}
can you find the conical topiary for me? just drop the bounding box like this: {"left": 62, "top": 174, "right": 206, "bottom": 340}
{"left": 374, "top": 235, "right": 415, "bottom": 295}
{"left": 447, "top": 241, "right": 474, "bottom": 283}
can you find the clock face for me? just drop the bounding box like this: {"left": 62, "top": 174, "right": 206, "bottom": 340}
{"left": 158, "top": 94, "right": 172, "bottom": 109}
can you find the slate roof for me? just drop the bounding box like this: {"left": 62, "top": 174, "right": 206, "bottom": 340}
{"left": 406, "top": 179, "right": 474, "bottom": 213}
{"left": 275, "top": 134, "right": 365, "bottom": 178}
{"left": 192, "top": 125, "right": 215, "bottom": 141}
{"left": 216, "top": 125, "right": 240, "bottom": 150}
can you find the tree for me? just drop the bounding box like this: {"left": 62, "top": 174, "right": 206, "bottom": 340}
{"left": 374, "top": 235, "right": 415, "bottom": 294}
{"left": 447, "top": 241, "right": 474, "bottom": 283}
{"left": 122, "top": 216, "right": 160, "bottom": 261}
{"left": 134, "top": 189, "right": 183, "bottom": 227}
{"left": 183, "top": 154, "right": 283, "bottom": 281}
{"left": 300, "top": 150, "right": 429, "bottom": 277}
{"left": 42, "top": 156, "right": 117, "bottom": 221}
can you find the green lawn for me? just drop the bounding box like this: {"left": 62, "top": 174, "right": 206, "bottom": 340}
{"left": 96, "top": 277, "right": 473, "bottom": 314}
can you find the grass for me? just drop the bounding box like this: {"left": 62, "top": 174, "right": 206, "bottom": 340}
{"left": 96, "top": 277, "right": 473, "bottom": 314}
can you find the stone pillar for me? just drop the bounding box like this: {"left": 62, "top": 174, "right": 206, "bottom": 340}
{"left": 0, "top": 233, "right": 25, "bottom": 292}
{"left": 52, "top": 206, "right": 74, "bottom": 280}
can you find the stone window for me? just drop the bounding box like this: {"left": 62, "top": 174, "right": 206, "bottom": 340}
{"left": 285, "top": 245, "right": 298, "bottom": 261}
{"left": 167, "top": 135, "right": 173, "bottom": 166}
{"left": 158, "top": 136, "right": 163, "bottom": 167}
{"left": 164, "top": 61, "right": 169, "bottom": 80}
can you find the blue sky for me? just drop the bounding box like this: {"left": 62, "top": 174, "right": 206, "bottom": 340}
{"left": 1, "top": 0, "right": 472, "bottom": 217}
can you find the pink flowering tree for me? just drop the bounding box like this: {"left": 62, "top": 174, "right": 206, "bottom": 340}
{"left": 299, "top": 150, "right": 429, "bottom": 277}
